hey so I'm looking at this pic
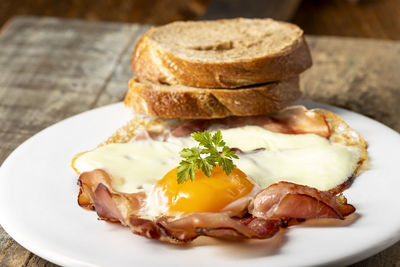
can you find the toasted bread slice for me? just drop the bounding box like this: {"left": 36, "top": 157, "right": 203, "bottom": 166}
{"left": 124, "top": 77, "right": 301, "bottom": 119}
{"left": 132, "top": 18, "right": 312, "bottom": 88}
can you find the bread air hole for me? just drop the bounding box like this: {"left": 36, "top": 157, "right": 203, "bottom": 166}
{"left": 185, "top": 33, "right": 271, "bottom": 52}
{"left": 187, "top": 40, "right": 234, "bottom": 51}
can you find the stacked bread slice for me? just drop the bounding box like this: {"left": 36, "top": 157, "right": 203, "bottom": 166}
{"left": 125, "top": 18, "right": 312, "bottom": 118}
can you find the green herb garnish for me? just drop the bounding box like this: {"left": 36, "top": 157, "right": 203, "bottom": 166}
{"left": 177, "top": 130, "right": 239, "bottom": 184}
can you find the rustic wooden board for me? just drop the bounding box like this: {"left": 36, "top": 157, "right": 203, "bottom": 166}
{"left": 302, "top": 36, "right": 400, "bottom": 132}
{"left": 0, "top": 0, "right": 210, "bottom": 27}
{"left": 293, "top": 0, "right": 400, "bottom": 40}
{"left": 201, "top": 0, "right": 302, "bottom": 21}
{"left": 0, "top": 16, "right": 399, "bottom": 267}
{"left": 0, "top": 16, "right": 145, "bottom": 267}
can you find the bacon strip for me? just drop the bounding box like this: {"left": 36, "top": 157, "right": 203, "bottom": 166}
{"left": 128, "top": 214, "right": 281, "bottom": 243}
{"left": 94, "top": 184, "right": 125, "bottom": 223}
{"left": 252, "top": 181, "right": 355, "bottom": 220}
{"left": 78, "top": 170, "right": 354, "bottom": 243}
{"left": 78, "top": 170, "right": 281, "bottom": 243}
{"left": 78, "top": 169, "right": 146, "bottom": 225}
{"left": 157, "top": 213, "right": 280, "bottom": 242}
{"left": 78, "top": 169, "right": 114, "bottom": 210}
{"left": 170, "top": 106, "right": 330, "bottom": 138}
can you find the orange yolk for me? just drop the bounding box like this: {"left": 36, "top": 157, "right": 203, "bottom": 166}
{"left": 154, "top": 166, "right": 254, "bottom": 214}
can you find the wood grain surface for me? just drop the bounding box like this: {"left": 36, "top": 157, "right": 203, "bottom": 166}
{"left": 0, "top": 16, "right": 399, "bottom": 267}
{"left": 293, "top": 0, "right": 400, "bottom": 40}
{"left": 201, "top": 0, "right": 301, "bottom": 21}
{"left": 0, "top": 0, "right": 300, "bottom": 27}
{"left": 2, "top": 0, "right": 400, "bottom": 40}
{"left": 0, "top": 0, "right": 210, "bottom": 26}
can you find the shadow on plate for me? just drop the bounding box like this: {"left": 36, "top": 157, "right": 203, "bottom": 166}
{"left": 163, "top": 228, "right": 288, "bottom": 258}
{"left": 158, "top": 214, "right": 360, "bottom": 258}
{"left": 294, "top": 213, "right": 360, "bottom": 228}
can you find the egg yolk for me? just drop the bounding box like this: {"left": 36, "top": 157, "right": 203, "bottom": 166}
{"left": 154, "top": 166, "right": 254, "bottom": 214}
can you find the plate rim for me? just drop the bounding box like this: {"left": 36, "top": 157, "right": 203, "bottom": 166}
{"left": 1, "top": 101, "right": 400, "bottom": 267}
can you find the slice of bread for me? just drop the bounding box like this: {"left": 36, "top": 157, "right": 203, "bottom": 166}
{"left": 124, "top": 77, "right": 301, "bottom": 119}
{"left": 132, "top": 18, "right": 312, "bottom": 88}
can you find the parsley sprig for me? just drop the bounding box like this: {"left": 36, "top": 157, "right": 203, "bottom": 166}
{"left": 176, "top": 130, "right": 239, "bottom": 184}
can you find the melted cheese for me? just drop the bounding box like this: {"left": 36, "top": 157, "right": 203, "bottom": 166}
{"left": 73, "top": 126, "right": 361, "bottom": 193}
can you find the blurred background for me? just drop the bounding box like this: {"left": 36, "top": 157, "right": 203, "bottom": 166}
{"left": 1, "top": 0, "right": 399, "bottom": 39}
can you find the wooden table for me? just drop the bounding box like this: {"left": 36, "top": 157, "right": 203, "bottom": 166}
{"left": 0, "top": 16, "right": 399, "bottom": 266}
{"left": 2, "top": 0, "right": 400, "bottom": 40}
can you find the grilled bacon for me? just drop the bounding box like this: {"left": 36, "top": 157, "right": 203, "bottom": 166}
{"left": 78, "top": 170, "right": 354, "bottom": 243}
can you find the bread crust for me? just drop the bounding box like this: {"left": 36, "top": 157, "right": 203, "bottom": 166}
{"left": 124, "top": 77, "right": 301, "bottom": 119}
{"left": 132, "top": 19, "right": 312, "bottom": 88}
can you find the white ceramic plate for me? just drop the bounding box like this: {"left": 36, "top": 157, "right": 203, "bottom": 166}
{"left": 1, "top": 101, "right": 400, "bottom": 267}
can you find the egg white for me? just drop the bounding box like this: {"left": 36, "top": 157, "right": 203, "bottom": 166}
{"left": 74, "top": 125, "right": 361, "bottom": 217}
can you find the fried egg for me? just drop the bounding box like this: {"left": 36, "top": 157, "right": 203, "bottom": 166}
{"left": 73, "top": 125, "right": 362, "bottom": 219}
